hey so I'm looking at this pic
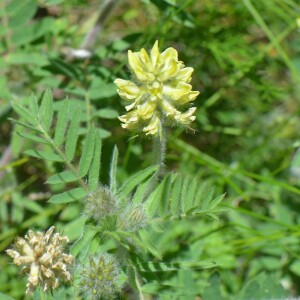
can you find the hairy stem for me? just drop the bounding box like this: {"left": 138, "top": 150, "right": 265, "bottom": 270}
{"left": 142, "top": 115, "right": 167, "bottom": 201}
{"left": 153, "top": 114, "right": 166, "bottom": 177}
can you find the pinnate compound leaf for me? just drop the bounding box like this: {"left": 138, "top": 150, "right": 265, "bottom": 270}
{"left": 88, "top": 131, "right": 102, "bottom": 191}
{"left": 48, "top": 187, "right": 88, "bottom": 203}
{"left": 65, "top": 107, "right": 81, "bottom": 162}
{"left": 147, "top": 175, "right": 224, "bottom": 219}
{"left": 78, "top": 125, "right": 96, "bottom": 177}
{"left": 46, "top": 171, "right": 79, "bottom": 185}
{"left": 39, "top": 89, "right": 53, "bottom": 131}
{"left": 54, "top": 99, "right": 69, "bottom": 146}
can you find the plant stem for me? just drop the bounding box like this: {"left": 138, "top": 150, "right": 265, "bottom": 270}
{"left": 142, "top": 115, "right": 167, "bottom": 201}
{"left": 153, "top": 114, "right": 166, "bottom": 178}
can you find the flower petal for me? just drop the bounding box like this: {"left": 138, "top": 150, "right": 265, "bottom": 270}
{"left": 163, "top": 82, "right": 192, "bottom": 101}
{"left": 176, "top": 67, "right": 194, "bottom": 83}
{"left": 143, "top": 114, "right": 160, "bottom": 135}
{"left": 114, "top": 79, "right": 141, "bottom": 101}
{"left": 128, "top": 51, "right": 150, "bottom": 82}
{"left": 150, "top": 40, "right": 160, "bottom": 68}
{"left": 176, "top": 107, "right": 197, "bottom": 124}
{"left": 137, "top": 101, "right": 156, "bottom": 119}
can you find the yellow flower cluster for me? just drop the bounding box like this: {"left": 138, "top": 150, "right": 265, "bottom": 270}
{"left": 114, "top": 41, "right": 199, "bottom": 136}
{"left": 6, "top": 226, "right": 73, "bottom": 294}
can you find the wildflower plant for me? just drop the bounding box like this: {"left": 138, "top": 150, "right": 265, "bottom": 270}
{"left": 6, "top": 41, "right": 223, "bottom": 299}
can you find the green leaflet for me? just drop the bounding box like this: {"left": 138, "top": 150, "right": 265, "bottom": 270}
{"left": 65, "top": 107, "right": 81, "bottom": 162}
{"left": 117, "top": 165, "right": 158, "bottom": 199}
{"left": 11, "top": 103, "right": 37, "bottom": 125}
{"left": 170, "top": 173, "right": 182, "bottom": 216}
{"left": 88, "top": 131, "right": 102, "bottom": 191}
{"left": 46, "top": 171, "right": 79, "bottom": 185}
{"left": 184, "top": 176, "right": 198, "bottom": 212}
{"left": 93, "top": 108, "right": 119, "bottom": 119}
{"left": 71, "top": 225, "right": 98, "bottom": 258}
{"left": 9, "top": 118, "right": 42, "bottom": 133}
{"left": 28, "top": 94, "right": 39, "bottom": 116}
{"left": 39, "top": 89, "right": 53, "bottom": 131}
{"left": 146, "top": 174, "right": 174, "bottom": 217}
{"left": 78, "top": 125, "right": 96, "bottom": 177}
{"left": 17, "top": 131, "right": 50, "bottom": 145}
{"left": 24, "top": 149, "right": 64, "bottom": 162}
{"left": 48, "top": 187, "right": 88, "bottom": 203}
{"left": 54, "top": 99, "right": 69, "bottom": 147}
{"left": 6, "top": 0, "right": 37, "bottom": 28}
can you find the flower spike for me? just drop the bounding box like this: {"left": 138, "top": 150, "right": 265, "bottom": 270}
{"left": 115, "top": 40, "right": 200, "bottom": 137}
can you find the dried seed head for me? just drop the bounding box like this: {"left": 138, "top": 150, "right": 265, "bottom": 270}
{"left": 6, "top": 226, "right": 73, "bottom": 294}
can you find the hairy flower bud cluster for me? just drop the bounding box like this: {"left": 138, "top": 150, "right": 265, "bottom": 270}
{"left": 6, "top": 226, "right": 73, "bottom": 294}
{"left": 78, "top": 253, "right": 122, "bottom": 300}
{"left": 119, "top": 203, "right": 148, "bottom": 232}
{"left": 114, "top": 40, "right": 200, "bottom": 137}
{"left": 85, "top": 186, "right": 118, "bottom": 222}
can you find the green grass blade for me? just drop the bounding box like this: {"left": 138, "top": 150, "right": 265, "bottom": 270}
{"left": 242, "top": 0, "right": 300, "bottom": 81}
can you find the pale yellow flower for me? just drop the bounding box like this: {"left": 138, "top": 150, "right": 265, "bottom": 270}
{"left": 6, "top": 226, "right": 73, "bottom": 294}
{"left": 114, "top": 41, "right": 199, "bottom": 136}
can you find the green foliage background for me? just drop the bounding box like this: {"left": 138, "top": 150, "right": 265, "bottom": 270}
{"left": 1, "top": 0, "right": 300, "bottom": 299}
